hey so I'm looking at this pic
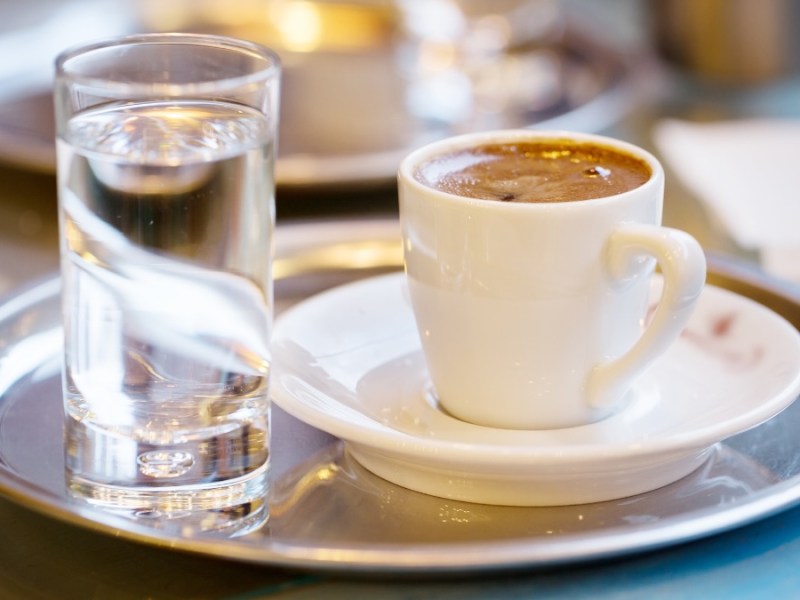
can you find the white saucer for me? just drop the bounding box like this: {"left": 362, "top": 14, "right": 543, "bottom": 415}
{"left": 271, "top": 273, "right": 800, "bottom": 506}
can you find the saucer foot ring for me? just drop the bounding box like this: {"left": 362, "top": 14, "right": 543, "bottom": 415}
{"left": 348, "top": 445, "right": 715, "bottom": 507}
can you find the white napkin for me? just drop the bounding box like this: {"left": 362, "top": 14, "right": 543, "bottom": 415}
{"left": 653, "top": 118, "right": 800, "bottom": 282}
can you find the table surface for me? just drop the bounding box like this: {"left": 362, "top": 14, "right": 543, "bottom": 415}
{"left": 2, "top": 1, "right": 800, "bottom": 598}
{"left": 0, "top": 494, "right": 798, "bottom": 599}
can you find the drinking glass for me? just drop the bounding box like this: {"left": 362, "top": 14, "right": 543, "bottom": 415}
{"left": 54, "top": 34, "right": 280, "bottom": 521}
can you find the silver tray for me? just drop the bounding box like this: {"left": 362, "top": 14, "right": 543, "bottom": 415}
{"left": 0, "top": 219, "right": 799, "bottom": 575}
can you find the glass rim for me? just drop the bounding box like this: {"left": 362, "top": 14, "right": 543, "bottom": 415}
{"left": 54, "top": 32, "right": 281, "bottom": 96}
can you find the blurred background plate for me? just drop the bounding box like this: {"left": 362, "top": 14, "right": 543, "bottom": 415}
{"left": 0, "top": 0, "right": 647, "bottom": 188}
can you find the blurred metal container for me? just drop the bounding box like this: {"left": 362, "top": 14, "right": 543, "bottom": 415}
{"left": 650, "top": 0, "right": 800, "bottom": 84}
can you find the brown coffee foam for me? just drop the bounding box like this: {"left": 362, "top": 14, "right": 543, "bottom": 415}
{"left": 414, "top": 141, "right": 651, "bottom": 203}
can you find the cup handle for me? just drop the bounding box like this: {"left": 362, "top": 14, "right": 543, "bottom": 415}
{"left": 588, "top": 223, "right": 707, "bottom": 409}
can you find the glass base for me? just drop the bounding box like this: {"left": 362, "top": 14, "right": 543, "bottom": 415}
{"left": 64, "top": 414, "right": 269, "bottom": 534}
{"left": 67, "top": 472, "right": 269, "bottom": 537}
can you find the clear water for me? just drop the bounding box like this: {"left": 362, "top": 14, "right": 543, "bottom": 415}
{"left": 58, "top": 100, "right": 274, "bottom": 489}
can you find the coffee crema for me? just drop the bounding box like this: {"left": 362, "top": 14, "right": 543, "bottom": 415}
{"left": 414, "top": 140, "right": 652, "bottom": 203}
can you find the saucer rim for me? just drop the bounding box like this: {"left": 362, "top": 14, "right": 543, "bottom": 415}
{"left": 272, "top": 273, "right": 800, "bottom": 467}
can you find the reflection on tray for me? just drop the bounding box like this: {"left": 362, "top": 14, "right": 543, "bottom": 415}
{"left": 264, "top": 434, "right": 780, "bottom": 547}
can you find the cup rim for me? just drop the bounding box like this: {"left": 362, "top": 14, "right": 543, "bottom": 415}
{"left": 398, "top": 129, "right": 664, "bottom": 209}
{"left": 54, "top": 33, "right": 281, "bottom": 97}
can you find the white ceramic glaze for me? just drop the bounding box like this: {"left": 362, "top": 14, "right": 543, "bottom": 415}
{"left": 398, "top": 130, "right": 707, "bottom": 429}
{"left": 272, "top": 273, "right": 800, "bottom": 507}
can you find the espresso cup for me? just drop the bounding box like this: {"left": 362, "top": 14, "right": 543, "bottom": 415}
{"left": 398, "top": 130, "right": 706, "bottom": 430}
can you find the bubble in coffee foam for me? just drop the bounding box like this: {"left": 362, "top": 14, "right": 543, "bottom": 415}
{"left": 415, "top": 141, "right": 652, "bottom": 203}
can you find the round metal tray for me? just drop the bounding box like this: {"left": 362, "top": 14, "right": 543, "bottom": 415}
{"left": 0, "top": 219, "right": 798, "bottom": 575}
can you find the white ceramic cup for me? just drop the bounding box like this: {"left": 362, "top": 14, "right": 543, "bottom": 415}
{"left": 398, "top": 130, "right": 707, "bottom": 430}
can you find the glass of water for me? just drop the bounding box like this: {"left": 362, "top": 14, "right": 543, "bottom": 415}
{"left": 54, "top": 34, "right": 280, "bottom": 525}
